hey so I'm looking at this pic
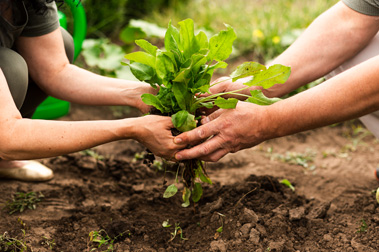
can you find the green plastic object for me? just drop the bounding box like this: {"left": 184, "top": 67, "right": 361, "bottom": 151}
{"left": 32, "top": 0, "right": 86, "bottom": 120}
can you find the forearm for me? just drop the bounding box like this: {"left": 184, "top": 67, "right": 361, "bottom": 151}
{"left": 265, "top": 1, "right": 379, "bottom": 98}
{"left": 41, "top": 64, "right": 153, "bottom": 107}
{"left": 0, "top": 117, "right": 138, "bottom": 160}
{"left": 264, "top": 55, "right": 379, "bottom": 139}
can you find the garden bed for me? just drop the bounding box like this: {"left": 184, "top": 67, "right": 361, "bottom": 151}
{"left": 1, "top": 104, "right": 379, "bottom": 252}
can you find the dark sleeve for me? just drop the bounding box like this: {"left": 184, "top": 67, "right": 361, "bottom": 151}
{"left": 21, "top": 2, "right": 60, "bottom": 37}
{"left": 342, "top": 0, "right": 379, "bottom": 16}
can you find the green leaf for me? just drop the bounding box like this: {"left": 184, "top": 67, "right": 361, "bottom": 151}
{"left": 280, "top": 179, "right": 295, "bottom": 191}
{"left": 162, "top": 220, "right": 172, "bottom": 228}
{"left": 165, "top": 21, "right": 183, "bottom": 64}
{"left": 163, "top": 184, "right": 178, "bottom": 198}
{"left": 196, "top": 31, "right": 209, "bottom": 50}
{"left": 247, "top": 90, "right": 282, "bottom": 105}
{"left": 119, "top": 27, "right": 146, "bottom": 44}
{"left": 208, "top": 24, "right": 236, "bottom": 62}
{"left": 230, "top": 62, "right": 266, "bottom": 82}
{"left": 135, "top": 39, "right": 158, "bottom": 56}
{"left": 124, "top": 51, "right": 156, "bottom": 68}
{"left": 216, "top": 226, "right": 223, "bottom": 233}
{"left": 128, "top": 19, "right": 166, "bottom": 38}
{"left": 191, "top": 183, "right": 203, "bottom": 203}
{"left": 244, "top": 64, "right": 291, "bottom": 89}
{"left": 182, "top": 187, "right": 191, "bottom": 207}
{"left": 178, "top": 18, "right": 200, "bottom": 60}
{"left": 156, "top": 50, "right": 177, "bottom": 81}
{"left": 129, "top": 62, "right": 155, "bottom": 82}
{"left": 214, "top": 97, "right": 238, "bottom": 109}
{"left": 197, "top": 164, "right": 212, "bottom": 185}
{"left": 141, "top": 94, "right": 166, "bottom": 112}
{"left": 172, "top": 110, "right": 197, "bottom": 132}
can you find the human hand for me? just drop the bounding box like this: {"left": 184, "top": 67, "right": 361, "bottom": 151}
{"left": 208, "top": 76, "right": 259, "bottom": 100}
{"left": 133, "top": 115, "right": 186, "bottom": 160}
{"left": 173, "top": 101, "right": 269, "bottom": 162}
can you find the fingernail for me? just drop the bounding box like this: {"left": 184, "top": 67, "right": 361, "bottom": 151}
{"left": 175, "top": 153, "right": 182, "bottom": 160}
{"left": 174, "top": 137, "right": 182, "bottom": 144}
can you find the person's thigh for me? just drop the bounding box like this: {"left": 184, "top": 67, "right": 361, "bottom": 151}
{"left": 0, "top": 47, "right": 29, "bottom": 109}
{"left": 325, "top": 32, "right": 379, "bottom": 138}
{"left": 20, "top": 27, "right": 74, "bottom": 118}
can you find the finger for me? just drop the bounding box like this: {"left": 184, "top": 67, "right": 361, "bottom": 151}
{"left": 175, "top": 134, "right": 227, "bottom": 161}
{"left": 200, "top": 148, "right": 229, "bottom": 162}
{"left": 173, "top": 121, "right": 218, "bottom": 146}
{"left": 201, "top": 109, "right": 225, "bottom": 125}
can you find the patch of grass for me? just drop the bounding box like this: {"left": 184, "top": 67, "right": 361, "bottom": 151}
{"left": 87, "top": 229, "right": 130, "bottom": 252}
{"left": 41, "top": 236, "right": 56, "bottom": 250}
{"left": 356, "top": 219, "right": 368, "bottom": 233}
{"left": 81, "top": 149, "right": 105, "bottom": 161}
{"left": 269, "top": 148, "right": 317, "bottom": 170}
{"left": 0, "top": 230, "right": 28, "bottom": 252}
{"left": 146, "top": 0, "right": 338, "bottom": 61}
{"left": 3, "top": 191, "right": 44, "bottom": 215}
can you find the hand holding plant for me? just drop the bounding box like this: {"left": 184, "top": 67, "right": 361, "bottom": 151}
{"left": 124, "top": 18, "right": 291, "bottom": 206}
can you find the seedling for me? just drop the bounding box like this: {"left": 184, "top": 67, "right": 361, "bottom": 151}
{"left": 270, "top": 149, "right": 316, "bottom": 170}
{"left": 169, "top": 223, "right": 188, "bottom": 242}
{"left": 88, "top": 229, "right": 130, "bottom": 252}
{"left": 41, "top": 236, "right": 56, "bottom": 250}
{"left": 0, "top": 231, "right": 28, "bottom": 252}
{"left": 280, "top": 179, "right": 295, "bottom": 191}
{"left": 356, "top": 219, "right": 368, "bottom": 233}
{"left": 4, "top": 191, "right": 44, "bottom": 215}
{"left": 81, "top": 149, "right": 105, "bottom": 160}
{"left": 125, "top": 18, "right": 290, "bottom": 206}
{"left": 214, "top": 212, "right": 226, "bottom": 239}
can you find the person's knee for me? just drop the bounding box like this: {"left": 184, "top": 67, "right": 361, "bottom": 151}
{"left": 0, "top": 48, "right": 28, "bottom": 109}
{"left": 60, "top": 27, "right": 74, "bottom": 63}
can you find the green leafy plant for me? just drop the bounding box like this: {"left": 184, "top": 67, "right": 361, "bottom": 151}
{"left": 87, "top": 229, "right": 130, "bottom": 252}
{"left": 0, "top": 231, "right": 28, "bottom": 252}
{"left": 162, "top": 221, "right": 188, "bottom": 242}
{"left": 280, "top": 179, "right": 295, "bottom": 191}
{"left": 4, "top": 191, "right": 44, "bottom": 215}
{"left": 356, "top": 219, "right": 368, "bottom": 233}
{"left": 41, "top": 236, "right": 56, "bottom": 250}
{"left": 124, "top": 18, "right": 290, "bottom": 207}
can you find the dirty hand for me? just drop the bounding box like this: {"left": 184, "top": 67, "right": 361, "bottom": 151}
{"left": 174, "top": 101, "right": 269, "bottom": 162}
{"left": 133, "top": 115, "right": 186, "bottom": 160}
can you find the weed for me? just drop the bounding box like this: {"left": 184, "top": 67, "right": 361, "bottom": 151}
{"left": 87, "top": 229, "right": 130, "bottom": 252}
{"left": 81, "top": 149, "right": 105, "bottom": 160}
{"left": 163, "top": 220, "right": 188, "bottom": 242}
{"left": 4, "top": 191, "right": 44, "bottom": 215}
{"left": 0, "top": 230, "right": 28, "bottom": 252}
{"left": 41, "top": 236, "right": 56, "bottom": 250}
{"left": 356, "top": 219, "right": 368, "bottom": 233}
{"left": 279, "top": 179, "right": 295, "bottom": 191}
{"left": 214, "top": 212, "right": 226, "bottom": 239}
{"left": 270, "top": 149, "right": 316, "bottom": 170}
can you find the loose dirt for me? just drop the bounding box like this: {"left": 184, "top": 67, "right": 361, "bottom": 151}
{"left": 1, "top": 103, "right": 378, "bottom": 252}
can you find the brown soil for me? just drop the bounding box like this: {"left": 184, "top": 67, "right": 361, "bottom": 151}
{"left": 1, "top": 103, "right": 379, "bottom": 252}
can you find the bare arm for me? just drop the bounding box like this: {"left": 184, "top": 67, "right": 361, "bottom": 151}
{"left": 210, "top": 1, "right": 379, "bottom": 99}
{"left": 15, "top": 28, "right": 154, "bottom": 112}
{"left": 0, "top": 68, "right": 179, "bottom": 160}
{"left": 265, "top": 1, "right": 379, "bottom": 97}
{"left": 174, "top": 55, "right": 379, "bottom": 161}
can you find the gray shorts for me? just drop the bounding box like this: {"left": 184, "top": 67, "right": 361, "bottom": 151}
{"left": 325, "top": 32, "right": 379, "bottom": 138}
{"left": 0, "top": 27, "right": 74, "bottom": 118}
